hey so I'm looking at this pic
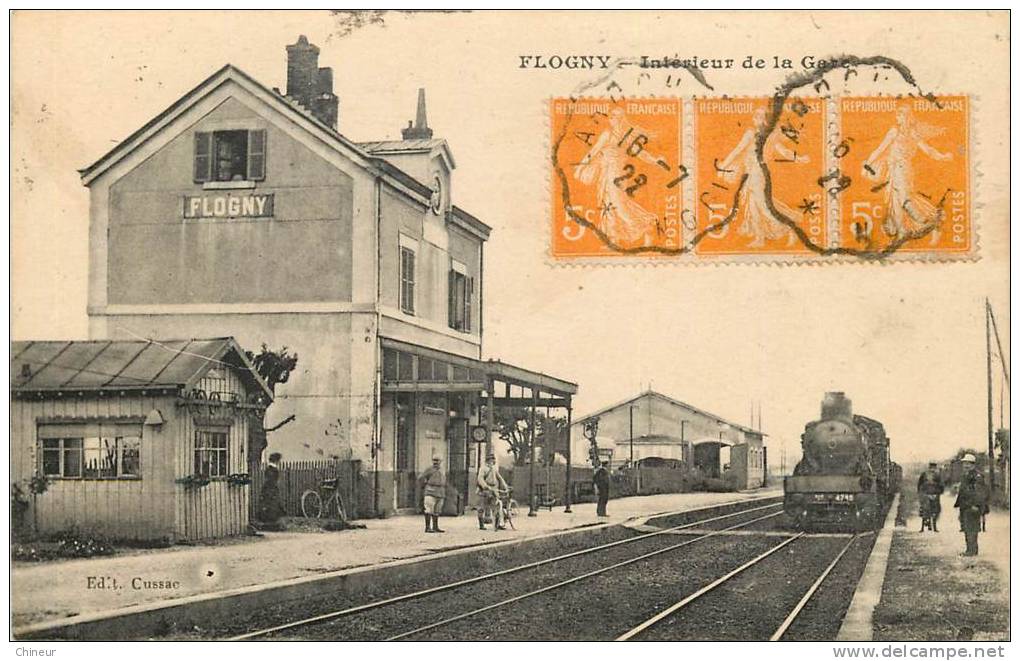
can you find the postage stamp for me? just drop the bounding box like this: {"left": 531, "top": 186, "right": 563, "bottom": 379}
{"left": 837, "top": 96, "right": 970, "bottom": 253}
{"left": 694, "top": 97, "right": 826, "bottom": 255}
{"left": 550, "top": 92, "right": 972, "bottom": 263}
{"left": 551, "top": 98, "right": 683, "bottom": 257}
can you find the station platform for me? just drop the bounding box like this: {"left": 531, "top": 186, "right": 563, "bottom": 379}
{"left": 869, "top": 507, "right": 1010, "bottom": 641}
{"left": 12, "top": 488, "right": 779, "bottom": 629}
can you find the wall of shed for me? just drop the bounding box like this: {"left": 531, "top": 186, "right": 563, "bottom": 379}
{"left": 170, "top": 399, "right": 252, "bottom": 540}
{"left": 11, "top": 394, "right": 178, "bottom": 541}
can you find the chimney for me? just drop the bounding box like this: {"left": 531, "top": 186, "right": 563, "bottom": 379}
{"left": 285, "top": 36, "right": 339, "bottom": 130}
{"left": 821, "top": 392, "right": 853, "bottom": 421}
{"left": 401, "top": 88, "right": 434, "bottom": 140}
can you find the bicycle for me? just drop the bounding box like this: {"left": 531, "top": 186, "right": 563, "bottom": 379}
{"left": 301, "top": 477, "right": 348, "bottom": 522}
{"left": 498, "top": 487, "right": 519, "bottom": 530}
{"left": 918, "top": 492, "right": 940, "bottom": 532}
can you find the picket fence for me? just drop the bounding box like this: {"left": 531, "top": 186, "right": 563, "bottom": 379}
{"left": 250, "top": 458, "right": 361, "bottom": 520}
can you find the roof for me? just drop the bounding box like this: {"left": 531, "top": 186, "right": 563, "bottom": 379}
{"left": 358, "top": 138, "right": 457, "bottom": 173}
{"left": 358, "top": 139, "right": 448, "bottom": 153}
{"left": 572, "top": 389, "right": 762, "bottom": 436}
{"left": 378, "top": 336, "right": 577, "bottom": 397}
{"left": 77, "top": 64, "right": 488, "bottom": 239}
{"left": 11, "top": 338, "right": 273, "bottom": 401}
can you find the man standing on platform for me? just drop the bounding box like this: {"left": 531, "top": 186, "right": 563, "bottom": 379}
{"left": 419, "top": 456, "right": 447, "bottom": 533}
{"left": 917, "top": 461, "right": 945, "bottom": 531}
{"left": 954, "top": 454, "right": 990, "bottom": 556}
{"left": 594, "top": 460, "right": 611, "bottom": 518}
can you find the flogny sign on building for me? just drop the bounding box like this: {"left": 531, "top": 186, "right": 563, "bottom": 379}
{"left": 183, "top": 193, "right": 274, "bottom": 219}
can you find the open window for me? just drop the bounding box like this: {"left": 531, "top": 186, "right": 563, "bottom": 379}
{"left": 194, "top": 129, "right": 267, "bottom": 183}
{"left": 448, "top": 260, "right": 474, "bottom": 333}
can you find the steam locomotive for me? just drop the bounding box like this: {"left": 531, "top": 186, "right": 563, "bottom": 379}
{"left": 784, "top": 392, "right": 901, "bottom": 531}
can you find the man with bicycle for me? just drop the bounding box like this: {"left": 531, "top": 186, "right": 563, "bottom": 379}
{"left": 917, "top": 461, "right": 945, "bottom": 532}
{"left": 477, "top": 452, "right": 508, "bottom": 531}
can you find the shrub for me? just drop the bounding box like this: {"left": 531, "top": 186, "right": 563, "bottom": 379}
{"left": 56, "top": 532, "right": 116, "bottom": 558}
{"left": 11, "top": 531, "right": 117, "bottom": 562}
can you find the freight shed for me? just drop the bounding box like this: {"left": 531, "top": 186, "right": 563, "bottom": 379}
{"left": 10, "top": 338, "right": 272, "bottom": 542}
{"left": 570, "top": 390, "right": 767, "bottom": 490}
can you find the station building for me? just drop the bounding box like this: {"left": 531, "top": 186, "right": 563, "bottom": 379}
{"left": 570, "top": 390, "right": 767, "bottom": 490}
{"left": 80, "top": 36, "right": 575, "bottom": 517}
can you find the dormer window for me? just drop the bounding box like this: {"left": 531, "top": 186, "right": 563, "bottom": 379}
{"left": 194, "top": 129, "right": 266, "bottom": 183}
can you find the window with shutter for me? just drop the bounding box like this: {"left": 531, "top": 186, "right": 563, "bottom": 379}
{"left": 466, "top": 277, "right": 474, "bottom": 333}
{"left": 195, "top": 129, "right": 267, "bottom": 182}
{"left": 448, "top": 269, "right": 473, "bottom": 333}
{"left": 399, "top": 247, "right": 416, "bottom": 315}
{"left": 194, "top": 132, "right": 212, "bottom": 182}
{"left": 247, "top": 129, "right": 266, "bottom": 181}
{"left": 448, "top": 269, "right": 456, "bottom": 327}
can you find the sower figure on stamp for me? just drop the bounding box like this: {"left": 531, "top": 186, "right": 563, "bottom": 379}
{"left": 258, "top": 452, "right": 286, "bottom": 531}
{"left": 594, "top": 460, "right": 611, "bottom": 518}
{"left": 476, "top": 453, "right": 508, "bottom": 531}
{"left": 419, "top": 456, "right": 447, "bottom": 533}
{"left": 917, "top": 461, "right": 945, "bottom": 532}
{"left": 953, "top": 454, "right": 989, "bottom": 556}
{"left": 716, "top": 107, "right": 809, "bottom": 248}
{"left": 572, "top": 108, "right": 669, "bottom": 249}
{"left": 861, "top": 105, "right": 953, "bottom": 244}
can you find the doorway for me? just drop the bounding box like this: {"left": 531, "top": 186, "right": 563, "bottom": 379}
{"left": 447, "top": 394, "right": 470, "bottom": 514}
{"left": 395, "top": 392, "right": 416, "bottom": 509}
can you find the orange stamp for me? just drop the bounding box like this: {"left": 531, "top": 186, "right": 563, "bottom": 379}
{"left": 551, "top": 98, "right": 684, "bottom": 257}
{"left": 694, "top": 97, "right": 826, "bottom": 255}
{"left": 549, "top": 91, "right": 973, "bottom": 262}
{"left": 838, "top": 96, "right": 970, "bottom": 253}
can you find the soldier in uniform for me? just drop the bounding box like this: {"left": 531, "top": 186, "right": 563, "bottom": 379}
{"left": 476, "top": 453, "right": 508, "bottom": 531}
{"left": 953, "top": 453, "right": 990, "bottom": 556}
{"left": 418, "top": 456, "right": 447, "bottom": 533}
{"left": 916, "top": 461, "right": 945, "bottom": 532}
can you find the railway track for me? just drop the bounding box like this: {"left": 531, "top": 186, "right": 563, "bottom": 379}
{"left": 228, "top": 498, "right": 784, "bottom": 641}
{"left": 618, "top": 533, "right": 864, "bottom": 641}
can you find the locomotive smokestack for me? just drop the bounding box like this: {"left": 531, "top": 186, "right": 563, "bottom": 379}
{"left": 821, "top": 392, "right": 853, "bottom": 420}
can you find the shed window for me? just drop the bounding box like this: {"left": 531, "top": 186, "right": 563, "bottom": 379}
{"left": 38, "top": 423, "right": 140, "bottom": 479}
{"left": 195, "top": 428, "right": 229, "bottom": 477}
{"left": 40, "top": 438, "right": 83, "bottom": 478}
{"left": 194, "top": 129, "right": 267, "bottom": 183}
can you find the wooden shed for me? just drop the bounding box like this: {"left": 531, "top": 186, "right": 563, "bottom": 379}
{"left": 10, "top": 338, "right": 272, "bottom": 542}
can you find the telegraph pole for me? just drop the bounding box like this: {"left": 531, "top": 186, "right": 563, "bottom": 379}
{"left": 986, "top": 299, "right": 995, "bottom": 490}
{"left": 528, "top": 387, "right": 538, "bottom": 516}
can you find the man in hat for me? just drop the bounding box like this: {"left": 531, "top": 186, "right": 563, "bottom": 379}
{"left": 954, "top": 453, "right": 990, "bottom": 556}
{"left": 916, "top": 461, "right": 945, "bottom": 532}
{"left": 418, "top": 456, "right": 447, "bottom": 533}
{"left": 476, "top": 452, "right": 508, "bottom": 530}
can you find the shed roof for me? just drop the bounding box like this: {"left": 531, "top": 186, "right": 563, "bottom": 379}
{"left": 11, "top": 337, "right": 272, "bottom": 400}
{"left": 572, "top": 389, "right": 763, "bottom": 436}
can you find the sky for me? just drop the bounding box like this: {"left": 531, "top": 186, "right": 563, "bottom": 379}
{"left": 10, "top": 10, "right": 1010, "bottom": 466}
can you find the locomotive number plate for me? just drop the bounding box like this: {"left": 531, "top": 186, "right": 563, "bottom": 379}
{"left": 813, "top": 493, "right": 855, "bottom": 502}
